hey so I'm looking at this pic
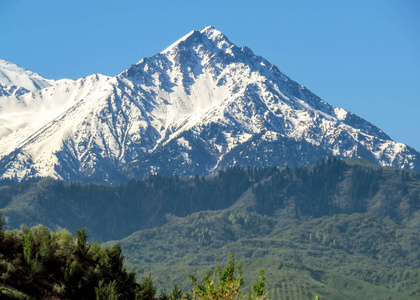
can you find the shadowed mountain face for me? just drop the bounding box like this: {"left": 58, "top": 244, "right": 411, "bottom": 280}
{"left": 0, "top": 27, "right": 419, "bottom": 183}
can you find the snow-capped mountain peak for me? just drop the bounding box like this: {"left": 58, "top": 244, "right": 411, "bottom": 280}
{"left": 0, "top": 59, "right": 53, "bottom": 91}
{"left": 161, "top": 25, "right": 234, "bottom": 56}
{"left": 0, "top": 27, "right": 418, "bottom": 183}
{"left": 160, "top": 30, "right": 196, "bottom": 54}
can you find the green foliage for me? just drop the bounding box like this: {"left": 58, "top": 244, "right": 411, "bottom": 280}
{"left": 95, "top": 279, "right": 121, "bottom": 300}
{"left": 88, "top": 241, "right": 102, "bottom": 259}
{"left": 108, "top": 244, "right": 124, "bottom": 275}
{"left": 136, "top": 274, "right": 157, "bottom": 300}
{"left": 64, "top": 259, "right": 81, "bottom": 282}
{"left": 31, "top": 253, "right": 44, "bottom": 274}
{"left": 31, "top": 224, "right": 49, "bottom": 246}
{"left": 186, "top": 254, "right": 266, "bottom": 300}
{"left": 0, "top": 286, "right": 30, "bottom": 299}
{"left": 251, "top": 269, "right": 265, "bottom": 298}
{"left": 52, "top": 283, "right": 66, "bottom": 296}
{"left": 0, "top": 225, "right": 140, "bottom": 299}
{"left": 39, "top": 229, "right": 52, "bottom": 261}
{"left": 76, "top": 228, "right": 88, "bottom": 259}
{"left": 52, "top": 228, "right": 75, "bottom": 258}
{"left": 170, "top": 284, "right": 183, "bottom": 300}
{"left": 23, "top": 231, "right": 34, "bottom": 264}
{"left": 0, "top": 210, "right": 4, "bottom": 237}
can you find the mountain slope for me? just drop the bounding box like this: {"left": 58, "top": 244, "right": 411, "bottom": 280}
{"left": 109, "top": 210, "right": 420, "bottom": 299}
{"left": 0, "top": 60, "right": 52, "bottom": 95}
{"left": 0, "top": 27, "right": 419, "bottom": 182}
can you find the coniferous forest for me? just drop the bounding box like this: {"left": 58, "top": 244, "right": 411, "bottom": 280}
{"left": 1, "top": 158, "right": 420, "bottom": 299}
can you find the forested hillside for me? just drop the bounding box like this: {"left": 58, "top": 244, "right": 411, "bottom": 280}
{"left": 111, "top": 210, "right": 420, "bottom": 299}
{"left": 1, "top": 159, "right": 420, "bottom": 242}
{"left": 0, "top": 167, "right": 275, "bottom": 241}
{"left": 254, "top": 159, "right": 420, "bottom": 222}
{"left": 1, "top": 159, "right": 420, "bottom": 299}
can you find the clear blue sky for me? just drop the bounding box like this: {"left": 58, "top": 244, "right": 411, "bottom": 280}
{"left": 1, "top": 0, "right": 419, "bottom": 151}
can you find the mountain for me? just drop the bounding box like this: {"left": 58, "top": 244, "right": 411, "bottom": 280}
{"left": 0, "top": 26, "right": 419, "bottom": 183}
{"left": 0, "top": 60, "right": 53, "bottom": 95}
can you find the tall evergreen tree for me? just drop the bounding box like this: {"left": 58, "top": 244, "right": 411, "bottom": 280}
{"left": 23, "top": 231, "right": 35, "bottom": 264}
{"left": 76, "top": 228, "right": 88, "bottom": 259}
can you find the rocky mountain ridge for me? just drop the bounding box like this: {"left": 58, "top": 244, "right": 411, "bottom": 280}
{"left": 0, "top": 26, "right": 418, "bottom": 183}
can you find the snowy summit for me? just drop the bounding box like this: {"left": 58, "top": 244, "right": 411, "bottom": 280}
{"left": 0, "top": 27, "right": 419, "bottom": 183}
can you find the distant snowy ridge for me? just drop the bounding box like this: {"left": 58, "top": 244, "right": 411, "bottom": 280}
{"left": 0, "top": 60, "right": 53, "bottom": 91}
{"left": 0, "top": 27, "right": 418, "bottom": 183}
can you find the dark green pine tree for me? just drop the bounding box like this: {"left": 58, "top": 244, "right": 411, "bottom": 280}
{"left": 136, "top": 274, "right": 157, "bottom": 300}
{"left": 76, "top": 228, "right": 88, "bottom": 259}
